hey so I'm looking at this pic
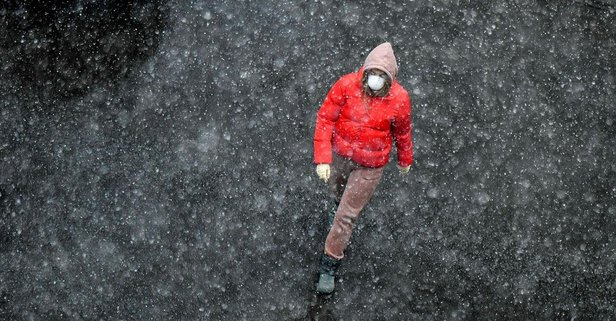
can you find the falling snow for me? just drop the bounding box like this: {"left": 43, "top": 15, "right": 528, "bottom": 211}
{"left": 1, "top": 1, "right": 616, "bottom": 320}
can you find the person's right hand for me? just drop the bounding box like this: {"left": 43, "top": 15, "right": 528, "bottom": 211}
{"left": 316, "top": 164, "right": 331, "bottom": 182}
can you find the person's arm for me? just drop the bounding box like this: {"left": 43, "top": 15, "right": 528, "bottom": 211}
{"left": 392, "top": 92, "right": 413, "bottom": 172}
{"left": 314, "top": 77, "right": 346, "bottom": 166}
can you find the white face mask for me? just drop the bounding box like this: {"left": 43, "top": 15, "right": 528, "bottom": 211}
{"left": 367, "top": 75, "right": 385, "bottom": 91}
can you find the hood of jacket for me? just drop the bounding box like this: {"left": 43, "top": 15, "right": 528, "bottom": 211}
{"left": 362, "top": 42, "right": 398, "bottom": 81}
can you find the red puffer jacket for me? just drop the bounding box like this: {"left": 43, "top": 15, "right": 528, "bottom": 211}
{"left": 314, "top": 67, "right": 413, "bottom": 168}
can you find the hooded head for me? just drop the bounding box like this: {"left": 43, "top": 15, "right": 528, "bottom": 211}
{"left": 363, "top": 42, "right": 398, "bottom": 81}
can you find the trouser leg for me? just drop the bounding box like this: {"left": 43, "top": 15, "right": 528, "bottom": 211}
{"left": 324, "top": 165, "right": 384, "bottom": 260}
{"left": 326, "top": 154, "right": 349, "bottom": 227}
{"left": 327, "top": 153, "right": 351, "bottom": 203}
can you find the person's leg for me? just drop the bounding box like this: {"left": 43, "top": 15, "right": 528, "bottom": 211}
{"left": 325, "top": 154, "right": 351, "bottom": 227}
{"left": 324, "top": 165, "right": 384, "bottom": 260}
{"left": 327, "top": 153, "right": 352, "bottom": 202}
{"left": 318, "top": 157, "right": 383, "bottom": 293}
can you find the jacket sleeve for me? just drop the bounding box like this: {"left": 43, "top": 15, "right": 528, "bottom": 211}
{"left": 314, "top": 77, "right": 346, "bottom": 164}
{"left": 392, "top": 92, "right": 413, "bottom": 167}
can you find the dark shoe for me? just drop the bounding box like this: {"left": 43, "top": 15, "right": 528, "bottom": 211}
{"left": 316, "top": 254, "right": 341, "bottom": 294}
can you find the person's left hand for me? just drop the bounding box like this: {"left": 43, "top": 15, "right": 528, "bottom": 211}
{"left": 397, "top": 164, "right": 411, "bottom": 175}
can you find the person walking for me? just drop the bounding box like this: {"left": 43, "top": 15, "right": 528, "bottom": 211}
{"left": 313, "top": 42, "right": 413, "bottom": 294}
